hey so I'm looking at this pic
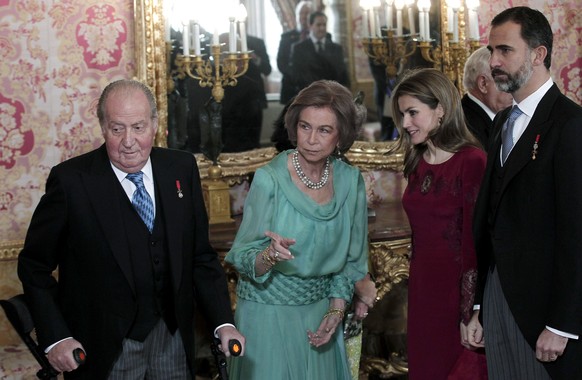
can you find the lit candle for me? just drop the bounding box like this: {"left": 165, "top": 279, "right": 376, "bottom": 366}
{"left": 238, "top": 4, "right": 248, "bottom": 51}
{"left": 453, "top": 9, "right": 459, "bottom": 42}
{"left": 165, "top": 17, "right": 171, "bottom": 41}
{"left": 229, "top": 17, "right": 237, "bottom": 52}
{"left": 449, "top": 0, "right": 461, "bottom": 43}
{"left": 213, "top": 28, "right": 219, "bottom": 46}
{"left": 362, "top": 7, "right": 370, "bottom": 37}
{"left": 466, "top": 0, "right": 480, "bottom": 40}
{"left": 406, "top": 1, "right": 415, "bottom": 35}
{"left": 369, "top": 9, "right": 377, "bottom": 37}
{"left": 418, "top": 9, "right": 425, "bottom": 40}
{"left": 447, "top": 6, "right": 453, "bottom": 33}
{"left": 423, "top": 0, "right": 431, "bottom": 41}
{"left": 395, "top": 0, "right": 404, "bottom": 36}
{"left": 193, "top": 21, "right": 201, "bottom": 55}
{"left": 385, "top": 0, "right": 393, "bottom": 30}
{"left": 375, "top": 9, "right": 382, "bottom": 36}
{"left": 182, "top": 23, "right": 190, "bottom": 55}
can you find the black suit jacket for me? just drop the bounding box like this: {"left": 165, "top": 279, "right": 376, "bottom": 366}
{"left": 290, "top": 38, "right": 349, "bottom": 96}
{"left": 277, "top": 29, "right": 302, "bottom": 104}
{"left": 18, "top": 146, "right": 234, "bottom": 379}
{"left": 461, "top": 94, "right": 493, "bottom": 149}
{"left": 473, "top": 84, "right": 582, "bottom": 379}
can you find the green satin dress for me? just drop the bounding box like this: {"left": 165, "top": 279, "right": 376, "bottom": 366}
{"left": 225, "top": 150, "right": 368, "bottom": 380}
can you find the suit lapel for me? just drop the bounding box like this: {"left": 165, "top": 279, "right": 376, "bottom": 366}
{"left": 151, "top": 149, "right": 185, "bottom": 290}
{"left": 82, "top": 145, "right": 136, "bottom": 294}
{"left": 501, "top": 85, "right": 559, "bottom": 190}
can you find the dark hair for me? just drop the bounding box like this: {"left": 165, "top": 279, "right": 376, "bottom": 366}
{"left": 97, "top": 79, "right": 158, "bottom": 127}
{"left": 491, "top": 6, "right": 553, "bottom": 69}
{"left": 390, "top": 69, "right": 481, "bottom": 177}
{"left": 284, "top": 80, "right": 358, "bottom": 155}
{"left": 309, "top": 11, "right": 326, "bottom": 25}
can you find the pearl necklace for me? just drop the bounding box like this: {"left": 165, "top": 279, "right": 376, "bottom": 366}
{"left": 292, "top": 150, "right": 330, "bottom": 190}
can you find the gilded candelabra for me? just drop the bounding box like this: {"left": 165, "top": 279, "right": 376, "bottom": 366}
{"left": 174, "top": 45, "right": 251, "bottom": 224}
{"left": 420, "top": 35, "right": 480, "bottom": 92}
{"left": 174, "top": 45, "right": 251, "bottom": 103}
{"left": 362, "top": 29, "right": 418, "bottom": 78}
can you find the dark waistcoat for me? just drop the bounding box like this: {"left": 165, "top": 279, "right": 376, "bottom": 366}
{"left": 118, "top": 185, "right": 177, "bottom": 341}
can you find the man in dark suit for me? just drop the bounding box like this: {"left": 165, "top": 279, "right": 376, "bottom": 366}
{"left": 289, "top": 11, "right": 349, "bottom": 97}
{"left": 18, "top": 79, "right": 245, "bottom": 379}
{"left": 467, "top": 7, "right": 582, "bottom": 380}
{"left": 276, "top": 0, "right": 313, "bottom": 105}
{"left": 461, "top": 46, "right": 512, "bottom": 149}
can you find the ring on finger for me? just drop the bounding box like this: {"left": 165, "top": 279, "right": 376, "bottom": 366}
{"left": 274, "top": 250, "right": 280, "bottom": 259}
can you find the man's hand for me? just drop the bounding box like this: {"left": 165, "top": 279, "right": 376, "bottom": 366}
{"left": 217, "top": 325, "right": 246, "bottom": 357}
{"left": 47, "top": 338, "right": 85, "bottom": 372}
{"left": 466, "top": 310, "right": 485, "bottom": 349}
{"left": 536, "top": 328, "right": 568, "bottom": 362}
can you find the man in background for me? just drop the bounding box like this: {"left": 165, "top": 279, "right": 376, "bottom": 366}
{"left": 277, "top": 1, "right": 313, "bottom": 105}
{"left": 461, "top": 46, "right": 512, "bottom": 148}
{"left": 290, "top": 11, "right": 349, "bottom": 96}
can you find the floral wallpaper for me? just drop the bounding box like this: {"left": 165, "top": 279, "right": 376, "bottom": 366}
{"left": 0, "top": 0, "right": 135, "bottom": 245}
{"left": 0, "top": 0, "right": 135, "bottom": 348}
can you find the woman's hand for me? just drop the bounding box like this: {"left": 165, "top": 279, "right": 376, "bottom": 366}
{"left": 307, "top": 299, "right": 346, "bottom": 347}
{"left": 264, "top": 230, "right": 296, "bottom": 262}
{"left": 353, "top": 273, "right": 377, "bottom": 320}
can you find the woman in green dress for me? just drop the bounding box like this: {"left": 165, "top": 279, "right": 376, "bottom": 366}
{"left": 225, "top": 80, "right": 369, "bottom": 380}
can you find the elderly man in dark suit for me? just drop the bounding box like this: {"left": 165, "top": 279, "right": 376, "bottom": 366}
{"left": 18, "top": 79, "right": 245, "bottom": 379}
{"left": 467, "top": 7, "right": 582, "bottom": 380}
{"left": 461, "top": 46, "right": 512, "bottom": 149}
{"left": 289, "top": 11, "right": 349, "bottom": 98}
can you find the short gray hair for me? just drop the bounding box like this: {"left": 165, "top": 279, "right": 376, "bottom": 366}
{"left": 463, "top": 47, "right": 493, "bottom": 91}
{"left": 97, "top": 79, "right": 158, "bottom": 127}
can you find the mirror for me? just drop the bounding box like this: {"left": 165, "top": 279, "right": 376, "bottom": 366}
{"left": 134, "top": 0, "right": 453, "bottom": 151}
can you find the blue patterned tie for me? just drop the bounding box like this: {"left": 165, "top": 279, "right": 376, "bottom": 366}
{"left": 501, "top": 105, "right": 524, "bottom": 163}
{"left": 126, "top": 172, "right": 154, "bottom": 232}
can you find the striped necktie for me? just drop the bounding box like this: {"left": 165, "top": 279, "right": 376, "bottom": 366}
{"left": 501, "top": 105, "right": 524, "bottom": 163}
{"left": 126, "top": 171, "right": 154, "bottom": 232}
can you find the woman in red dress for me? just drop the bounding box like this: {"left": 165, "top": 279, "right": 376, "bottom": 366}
{"left": 390, "top": 69, "right": 488, "bottom": 379}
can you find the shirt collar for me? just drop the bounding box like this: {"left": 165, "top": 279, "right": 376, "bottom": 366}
{"left": 310, "top": 34, "right": 324, "bottom": 45}
{"left": 513, "top": 78, "right": 553, "bottom": 118}
{"left": 111, "top": 157, "right": 153, "bottom": 184}
{"left": 467, "top": 92, "right": 496, "bottom": 120}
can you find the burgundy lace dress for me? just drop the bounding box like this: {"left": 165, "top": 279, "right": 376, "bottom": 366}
{"left": 403, "top": 147, "right": 487, "bottom": 380}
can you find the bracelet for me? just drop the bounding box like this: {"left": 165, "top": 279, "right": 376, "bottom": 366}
{"left": 323, "top": 308, "right": 345, "bottom": 320}
{"left": 260, "top": 247, "right": 276, "bottom": 269}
